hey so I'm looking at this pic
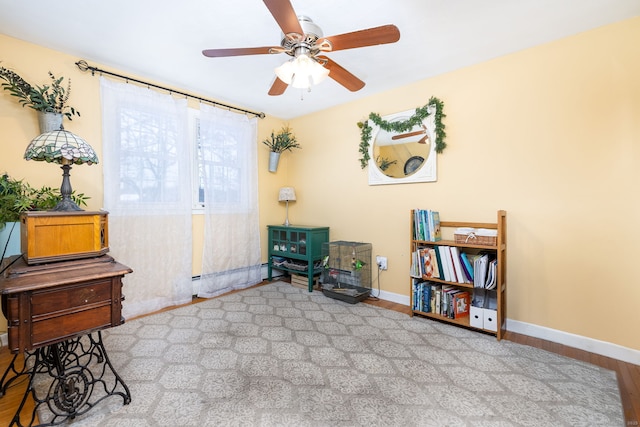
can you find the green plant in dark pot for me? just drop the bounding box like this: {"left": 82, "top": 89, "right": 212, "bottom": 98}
{"left": 0, "top": 173, "right": 89, "bottom": 229}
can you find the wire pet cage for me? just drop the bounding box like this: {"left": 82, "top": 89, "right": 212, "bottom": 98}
{"left": 321, "top": 241, "right": 372, "bottom": 304}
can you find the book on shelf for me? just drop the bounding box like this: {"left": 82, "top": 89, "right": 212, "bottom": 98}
{"left": 428, "top": 210, "right": 442, "bottom": 242}
{"left": 413, "top": 209, "right": 442, "bottom": 242}
{"left": 413, "top": 280, "right": 440, "bottom": 313}
{"left": 437, "top": 246, "right": 453, "bottom": 282}
{"left": 410, "top": 251, "right": 421, "bottom": 278}
{"left": 432, "top": 247, "right": 444, "bottom": 279}
{"left": 428, "top": 248, "right": 440, "bottom": 279}
{"left": 422, "top": 283, "right": 432, "bottom": 313}
{"left": 421, "top": 248, "right": 433, "bottom": 278}
{"left": 453, "top": 291, "right": 470, "bottom": 318}
{"left": 433, "top": 284, "right": 442, "bottom": 314}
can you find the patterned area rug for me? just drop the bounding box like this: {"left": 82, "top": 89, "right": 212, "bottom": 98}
{"left": 37, "top": 282, "right": 623, "bottom": 426}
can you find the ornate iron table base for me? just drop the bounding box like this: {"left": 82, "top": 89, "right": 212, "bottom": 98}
{"left": 0, "top": 331, "right": 130, "bottom": 427}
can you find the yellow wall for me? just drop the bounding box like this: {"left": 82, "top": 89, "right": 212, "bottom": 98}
{"left": 0, "top": 33, "right": 288, "bottom": 332}
{"left": 1, "top": 16, "right": 639, "bottom": 351}
{"left": 286, "top": 17, "right": 640, "bottom": 351}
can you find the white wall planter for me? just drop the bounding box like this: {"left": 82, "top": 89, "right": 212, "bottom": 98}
{"left": 269, "top": 152, "right": 281, "bottom": 172}
{"left": 38, "top": 112, "right": 63, "bottom": 133}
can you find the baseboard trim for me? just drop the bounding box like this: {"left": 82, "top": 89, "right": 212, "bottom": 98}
{"left": 373, "top": 289, "right": 640, "bottom": 366}
{"left": 507, "top": 319, "right": 640, "bottom": 366}
{"left": 372, "top": 288, "right": 410, "bottom": 306}
{"left": 0, "top": 332, "right": 7, "bottom": 348}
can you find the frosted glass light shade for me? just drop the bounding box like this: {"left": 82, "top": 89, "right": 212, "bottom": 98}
{"left": 278, "top": 187, "right": 296, "bottom": 202}
{"left": 274, "top": 55, "right": 329, "bottom": 89}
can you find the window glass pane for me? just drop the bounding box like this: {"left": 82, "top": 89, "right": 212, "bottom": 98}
{"left": 118, "top": 107, "right": 182, "bottom": 204}
{"left": 196, "top": 116, "right": 244, "bottom": 208}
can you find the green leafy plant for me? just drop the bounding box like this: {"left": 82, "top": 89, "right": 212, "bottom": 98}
{"left": 376, "top": 156, "right": 397, "bottom": 171}
{"left": 0, "top": 67, "right": 81, "bottom": 120}
{"left": 0, "top": 173, "right": 89, "bottom": 229}
{"left": 262, "top": 125, "right": 301, "bottom": 153}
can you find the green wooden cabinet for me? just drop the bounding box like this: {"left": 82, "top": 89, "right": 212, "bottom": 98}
{"left": 267, "top": 225, "right": 329, "bottom": 292}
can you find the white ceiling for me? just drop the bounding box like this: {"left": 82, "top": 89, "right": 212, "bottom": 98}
{"left": 1, "top": 0, "right": 638, "bottom": 119}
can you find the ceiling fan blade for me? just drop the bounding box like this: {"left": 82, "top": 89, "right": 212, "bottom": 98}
{"left": 202, "top": 46, "right": 281, "bottom": 57}
{"left": 268, "top": 77, "right": 288, "bottom": 96}
{"left": 391, "top": 130, "right": 426, "bottom": 140}
{"left": 263, "top": 0, "right": 303, "bottom": 35}
{"left": 317, "top": 56, "right": 365, "bottom": 92}
{"left": 318, "top": 25, "right": 400, "bottom": 52}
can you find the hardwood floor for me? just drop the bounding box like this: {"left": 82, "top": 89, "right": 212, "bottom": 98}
{"left": 1, "top": 281, "right": 638, "bottom": 426}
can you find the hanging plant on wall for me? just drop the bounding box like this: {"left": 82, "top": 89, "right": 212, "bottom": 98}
{"left": 357, "top": 96, "right": 446, "bottom": 169}
{"left": 0, "top": 66, "right": 81, "bottom": 120}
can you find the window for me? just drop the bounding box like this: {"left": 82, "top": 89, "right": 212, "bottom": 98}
{"left": 189, "top": 108, "right": 250, "bottom": 211}
{"left": 118, "top": 108, "right": 184, "bottom": 204}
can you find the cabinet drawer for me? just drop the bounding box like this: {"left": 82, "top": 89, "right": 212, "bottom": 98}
{"left": 31, "top": 279, "right": 112, "bottom": 316}
{"left": 32, "top": 305, "right": 112, "bottom": 348}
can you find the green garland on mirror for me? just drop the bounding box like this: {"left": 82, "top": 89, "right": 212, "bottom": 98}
{"left": 358, "top": 96, "right": 446, "bottom": 169}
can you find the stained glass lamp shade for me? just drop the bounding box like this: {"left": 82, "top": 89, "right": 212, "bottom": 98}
{"left": 24, "top": 129, "right": 99, "bottom": 211}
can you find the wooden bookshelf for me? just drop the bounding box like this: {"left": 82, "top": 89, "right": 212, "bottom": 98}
{"left": 410, "top": 210, "right": 507, "bottom": 339}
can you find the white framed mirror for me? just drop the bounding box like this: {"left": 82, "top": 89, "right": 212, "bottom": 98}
{"left": 368, "top": 106, "right": 437, "bottom": 185}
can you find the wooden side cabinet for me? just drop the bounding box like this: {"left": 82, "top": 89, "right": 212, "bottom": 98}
{"left": 1, "top": 255, "right": 131, "bottom": 353}
{"left": 0, "top": 255, "right": 133, "bottom": 424}
{"left": 267, "top": 225, "right": 329, "bottom": 292}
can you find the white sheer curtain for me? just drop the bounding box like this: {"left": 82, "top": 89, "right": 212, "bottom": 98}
{"left": 100, "top": 77, "right": 193, "bottom": 319}
{"left": 196, "top": 104, "right": 261, "bottom": 298}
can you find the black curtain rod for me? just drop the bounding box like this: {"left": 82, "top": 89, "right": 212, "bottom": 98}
{"left": 75, "top": 60, "right": 265, "bottom": 119}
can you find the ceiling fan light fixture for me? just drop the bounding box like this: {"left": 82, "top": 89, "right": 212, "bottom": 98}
{"left": 274, "top": 54, "right": 329, "bottom": 89}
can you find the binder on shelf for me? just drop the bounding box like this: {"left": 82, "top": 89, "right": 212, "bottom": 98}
{"left": 449, "top": 247, "right": 468, "bottom": 284}
{"left": 460, "top": 252, "right": 474, "bottom": 281}
{"left": 438, "top": 246, "right": 453, "bottom": 282}
{"left": 485, "top": 259, "right": 498, "bottom": 290}
{"left": 474, "top": 254, "right": 489, "bottom": 288}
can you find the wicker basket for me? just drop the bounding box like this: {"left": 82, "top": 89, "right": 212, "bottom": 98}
{"left": 454, "top": 232, "right": 497, "bottom": 246}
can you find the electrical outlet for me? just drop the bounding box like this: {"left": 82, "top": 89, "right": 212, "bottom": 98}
{"left": 376, "top": 256, "right": 388, "bottom": 270}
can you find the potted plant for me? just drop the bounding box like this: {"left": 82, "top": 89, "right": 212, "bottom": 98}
{"left": 262, "top": 125, "right": 301, "bottom": 172}
{"left": 0, "top": 66, "right": 81, "bottom": 132}
{"left": 0, "top": 173, "right": 88, "bottom": 258}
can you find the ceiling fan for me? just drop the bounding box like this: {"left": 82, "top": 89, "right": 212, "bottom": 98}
{"left": 202, "top": 0, "right": 400, "bottom": 96}
{"left": 392, "top": 128, "right": 429, "bottom": 144}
